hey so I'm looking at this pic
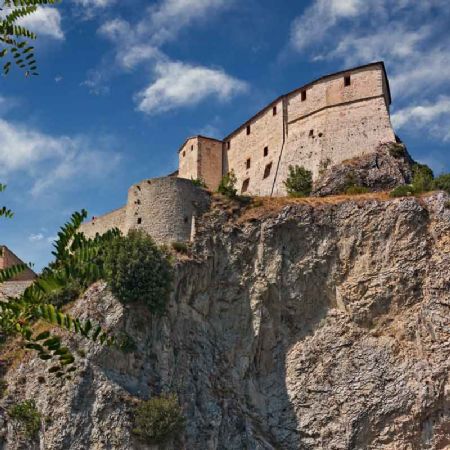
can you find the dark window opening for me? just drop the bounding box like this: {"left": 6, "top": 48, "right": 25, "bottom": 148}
{"left": 191, "top": 145, "right": 194, "bottom": 151}
{"left": 318, "top": 132, "right": 323, "bottom": 138}
{"left": 242, "top": 178, "right": 250, "bottom": 193}
{"left": 264, "top": 146, "right": 269, "bottom": 157}
{"left": 273, "top": 106, "right": 277, "bottom": 116}
{"left": 246, "top": 125, "right": 251, "bottom": 135}
{"left": 344, "top": 75, "right": 351, "bottom": 86}
{"left": 263, "top": 162, "right": 272, "bottom": 179}
{"left": 301, "top": 90, "right": 307, "bottom": 101}
{"left": 137, "top": 218, "right": 142, "bottom": 224}
{"left": 182, "top": 151, "right": 186, "bottom": 157}
{"left": 184, "top": 216, "right": 189, "bottom": 224}
{"left": 246, "top": 158, "right": 251, "bottom": 169}
{"left": 227, "top": 141, "right": 231, "bottom": 150}
{"left": 309, "top": 129, "right": 314, "bottom": 137}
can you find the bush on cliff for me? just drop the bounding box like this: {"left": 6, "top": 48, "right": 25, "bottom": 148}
{"left": 433, "top": 173, "right": 450, "bottom": 194}
{"left": 104, "top": 230, "right": 173, "bottom": 313}
{"left": 9, "top": 400, "right": 41, "bottom": 439}
{"left": 284, "top": 165, "right": 313, "bottom": 197}
{"left": 389, "top": 185, "right": 415, "bottom": 198}
{"left": 411, "top": 163, "right": 434, "bottom": 193}
{"left": 217, "top": 170, "right": 237, "bottom": 198}
{"left": 133, "top": 394, "right": 185, "bottom": 445}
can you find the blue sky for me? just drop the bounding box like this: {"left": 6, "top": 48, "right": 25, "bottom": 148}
{"left": 1, "top": 0, "right": 449, "bottom": 271}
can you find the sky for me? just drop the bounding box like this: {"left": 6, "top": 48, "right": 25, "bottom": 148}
{"left": 1, "top": 0, "right": 449, "bottom": 271}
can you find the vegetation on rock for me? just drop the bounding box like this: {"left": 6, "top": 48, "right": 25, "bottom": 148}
{"left": 433, "top": 173, "right": 450, "bottom": 194}
{"left": 284, "top": 165, "right": 313, "bottom": 197}
{"left": 191, "top": 177, "right": 207, "bottom": 188}
{"left": 9, "top": 399, "right": 41, "bottom": 439}
{"left": 218, "top": 170, "right": 238, "bottom": 198}
{"left": 104, "top": 230, "right": 173, "bottom": 314}
{"left": 133, "top": 394, "right": 185, "bottom": 445}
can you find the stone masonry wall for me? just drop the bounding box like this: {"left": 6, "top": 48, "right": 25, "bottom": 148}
{"left": 125, "top": 177, "right": 210, "bottom": 244}
{"left": 79, "top": 207, "right": 127, "bottom": 239}
{"left": 178, "top": 137, "right": 199, "bottom": 182}
{"left": 198, "top": 137, "right": 223, "bottom": 190}
{"left": 224, "top": 98, "right": 285, "bottom": 196}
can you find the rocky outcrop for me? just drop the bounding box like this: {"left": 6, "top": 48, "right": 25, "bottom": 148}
{"left": 1, "top": 192, "right": 449, "bottom": 450}
{"left": 313, "top": 142, "right": 415, "bottom": 196}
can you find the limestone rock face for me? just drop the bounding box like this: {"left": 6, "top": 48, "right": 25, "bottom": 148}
{"left": 1, "top": 192, "right": 450, "bottom": 450}
{"left": 313, "top": 142, "right": 415, "bottom": 196}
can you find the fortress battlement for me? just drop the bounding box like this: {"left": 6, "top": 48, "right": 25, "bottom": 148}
{"left": 81, "top": 62, "right": 397, "bottom": 243}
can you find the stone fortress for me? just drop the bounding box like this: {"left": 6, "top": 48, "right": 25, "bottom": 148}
{"left": 80, "top": 61, "right": 397, "bottom": 243}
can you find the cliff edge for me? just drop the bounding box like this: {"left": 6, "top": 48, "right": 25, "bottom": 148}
{"left": 1, "top": 192, "right": 449, "bottom": 449}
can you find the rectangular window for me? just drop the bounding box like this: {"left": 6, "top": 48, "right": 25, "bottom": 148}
{"left": 273, "top": 106, "right": 277, "bottom": 116}
{"left": 242, "top": 178, "right": 250, "bottom": 193}
{"left": 137, "top": 218, "right": 142, "bottom": 224}
{"left": 301, "top": 90, "right": 307, "bottom": 101}
{"left": 182, "top": 151, "right": 186, "bottom": 157}
{"left": 246, "top": 125, "right": 251, "bottom": 135}
{"left": 264, "top": 146, "right": 269, "bottom": 157}
{"left": 263, "top": 162, "right": 272, "bottom": 179}
{"left": 191, "top": 145, "right": 194, "bottom": 151}
{"left": 344, "top": 75, "right": 351, "bottom": 86}
{"left": 246, "top": 158, "right": 251, "bottom": 169}
{"left": 227, "top": 141, "right": 231, "bottom": 150}
{"left": 309, "top": 129, "right": 314, "bottom": 137}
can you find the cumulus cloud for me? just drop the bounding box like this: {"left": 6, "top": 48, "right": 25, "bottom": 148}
{"left": 0, "top": 118, "right": 121, "bottom": 196}
{"left": 17, "top": 6, "right": 64, "bottom": 40}
{"left": 88, "top": 0, "right": 247, "bottom": 113}
{"left": 136, "top": 61, "right": 248, "bottom": 114}
{"left": 392, "top": 96, "right": 450, "bottom": 141}
{"left": 29, "top": 233, "right": 44, "bottom": 242}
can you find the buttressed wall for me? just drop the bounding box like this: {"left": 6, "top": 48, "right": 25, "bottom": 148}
{"left": 79, "top": 177, "right": 210, "bottom": 244}
{"left": 177, "top": 62, "right": 396, "bottom": 197}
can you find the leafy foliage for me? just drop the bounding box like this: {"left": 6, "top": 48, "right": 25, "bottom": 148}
{"left": 8, "top": 399, "right": 41, "bottom": 439}
{"left": 389, "top": 184, "right": 415, "bottom": 198}
{"left": 0, "top": 0, "right": 60, "bottom": 76}
{"left": 104, "top": 230, "right": 173, "bottom": 314}
{"left": 283, "top": 165, "right": 313, "bottom": 197}
{"left": 190, "top": 177, "right": 207, "bottom": 188}
{"left": 171, "top": 241, "right": 189, "bottom": 254}
{"left": 0, "top": 194, "right": 116, "bottom": 379}
{"left": 388, "top": 144, "right": 406, "bottom": 159}
{"left": 217, "top": 170, "right": 237, "bottom": 198}
{"left": 411, "top": 163, "right": 434, "bottom": 193}
{"left": 433, "top": 173, "right": 450, "bottom": 194}
{"left": 133, "top": 394, "right": 185, "bottom": 445}
{"left": 345, "top": 185, "right": 370, "bottom": 195}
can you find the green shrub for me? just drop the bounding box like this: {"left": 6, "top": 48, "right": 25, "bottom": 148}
{"left": 411, "top": 163, "right": 434, "bottom": 193}
{"left": 444, "top": 200, "right": 450, "bottom": 209}
{"left": 283, "top": 165, "right": 312, "bottom": 197}
{"left": 116, "top": 332, "right": 137, "bottom": 353}
{"left": 171, "top": 241, "right": 189, "bottom": 254}
{"left": 104, "top": 230, "right": 173, "bottom": 314}
{"left": 133, "top": 394, "right": 185, "bottom": 445}
{"left": 190, "top": 177, "right": 207, "bottom": 188}
{"left": 217, "top": 170, "right": 237, "bottom": 198}
{"left": 389, "top": 144, "right": 406, "bottom": 158}
{"left": 9, "top": 400, "right": 41, "bottom": 439}
{"left": 433, "top": 173, "right": 450, "bottom": 193}
{"left": 345, "top": 185, "right": 370, "bottom": 195}
{"left": 390, "top": 185, "right": 415, "bottom": 197}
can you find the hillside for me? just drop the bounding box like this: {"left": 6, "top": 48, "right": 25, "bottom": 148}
{"left": 0, "top": 191, "right": 449, "bottom": 449}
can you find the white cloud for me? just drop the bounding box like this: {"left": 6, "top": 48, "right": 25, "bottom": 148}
{"left": 136, "top": 61, "right": 248, "bottom": 114}
{"left": 0, "top": 118, "right": 121, "bottom": 196}
{"left": 18, "top": 6, "right": 64, "bottom": 40}
{"left": 392, "top": 96, "right": 450, "bottom": 141}
{"left": 29, "top": 233, "right": 44, "bottom": 242}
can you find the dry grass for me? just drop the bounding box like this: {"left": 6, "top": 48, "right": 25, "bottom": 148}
{"left": 237, "top": 192, "right": 392, "bottom": 224}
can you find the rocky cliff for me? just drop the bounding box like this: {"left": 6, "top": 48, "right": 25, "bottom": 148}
{"left": 1, "top": 192, "right": 449, "bottom": 450}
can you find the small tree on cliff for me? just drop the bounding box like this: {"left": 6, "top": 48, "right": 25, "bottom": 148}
{"left": 217, "top": 170, "right": 237, "bottom": 198}
{"left": 283, "top": 165, "right": 313, "bottom": 197}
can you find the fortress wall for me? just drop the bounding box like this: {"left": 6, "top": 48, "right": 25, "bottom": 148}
{"left": 198, "top": 137, "right": 223, "bottom": 190}
{"left": 273, "top": 96, "right": 396, "bottom": 196}
{"left": 224, "top": 98, "right": 284, "bottom": 196}
{"left": 78, "top": 207, "right": 127, "bottom": 239}
{"left": 0, "top": 246, "right": 36, "bottom": 281}
{"left": 178, "top": 138, "right": 199, "bottom": 181}
{"left": 287, "top": 64, "right": 387, "bottom": 124}
{"left": 125, "top": 177, "right": 210, "bottom": 244}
